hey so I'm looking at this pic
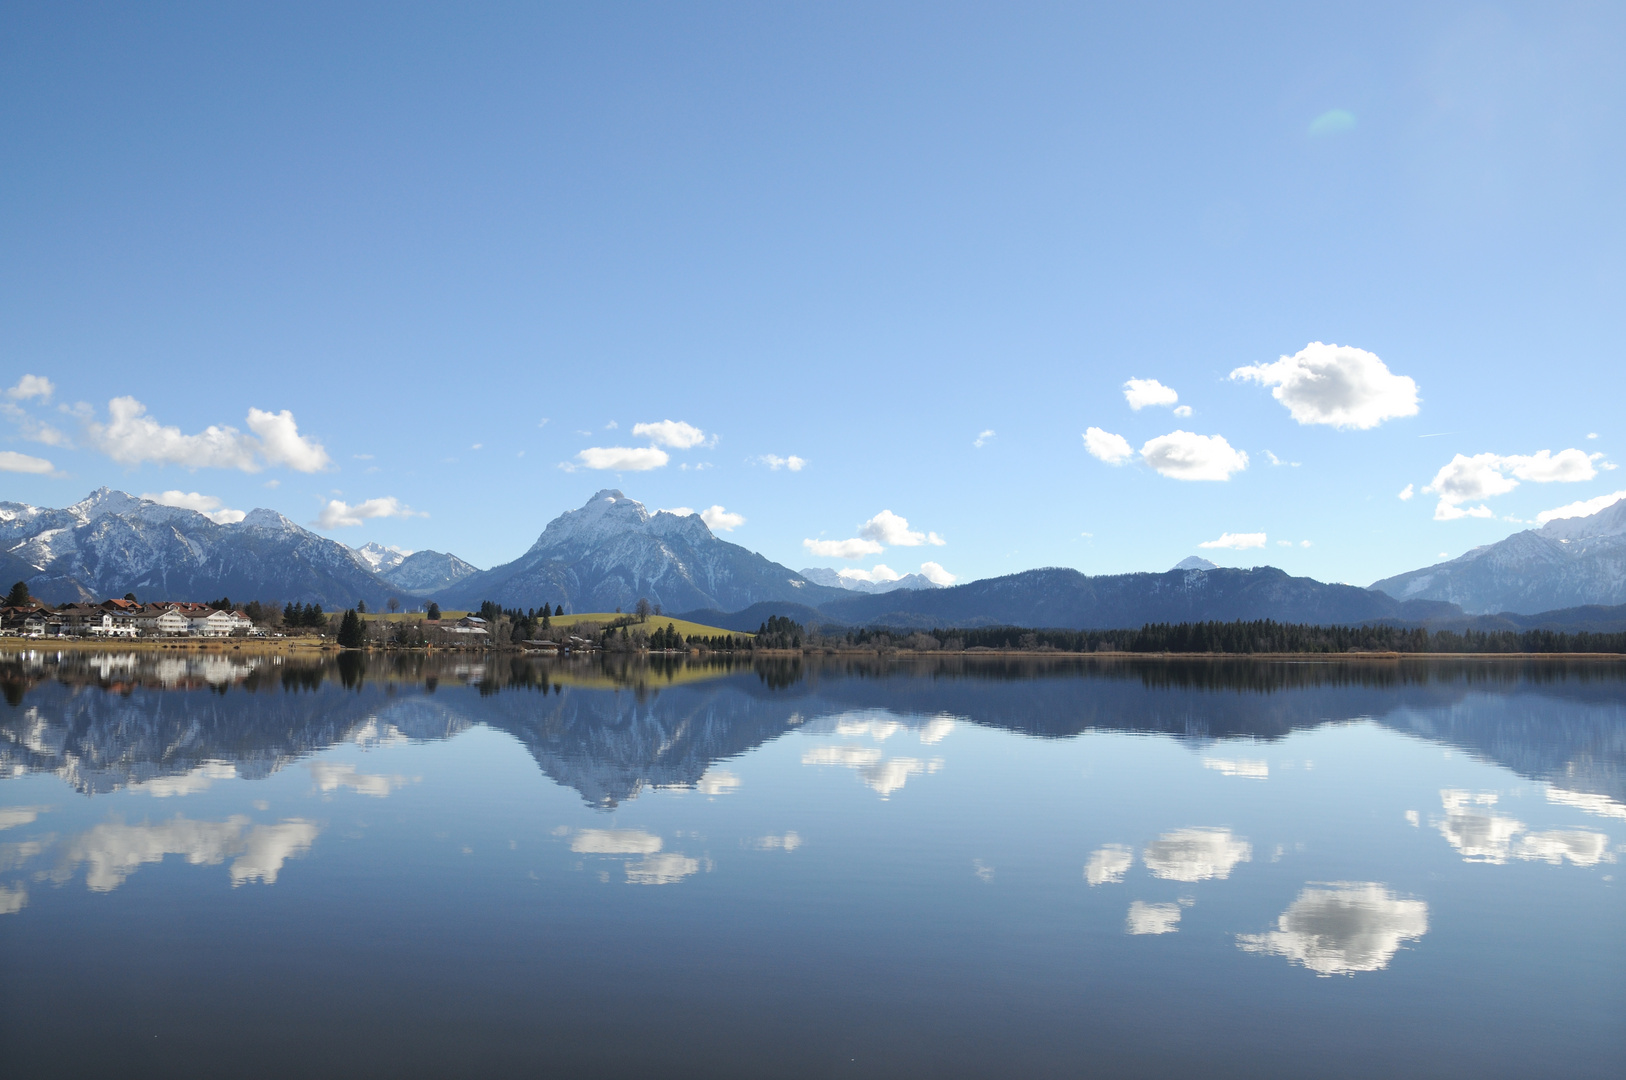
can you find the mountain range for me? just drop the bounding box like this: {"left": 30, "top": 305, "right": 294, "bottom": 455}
{"left": 438, "top": 490, "right": 850, "bottom": 612}
{"left": 0, "top": 489, "right": 475, "bottom": 607}
{"left": 1369, "top": 498, "right": 1626, "bottom": 614}
{"left": 4, "top": 486, "right": 1624, "bottom": 630}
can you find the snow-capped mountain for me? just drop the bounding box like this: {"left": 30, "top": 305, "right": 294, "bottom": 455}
{"left": 1371, "top": 496, "right": 1626, "bottom": 614}
{"left": 379, "top": 550, "right": 480, "bottom": 595}
{"left": 1172, "top": 556, "right": 1218, "bottom": 571}
{"left": 440, "top": 489, "right": 848, "bottom": 612}
{"left": 350, "top": 541, "right": 478, "bottom": 595}
{"left": 353, "top": 542, "right": 412, "bottom": 574}
{"left": 797, "top": 567, "right": 944, "bottom": 595}
{"left": 1, "top": 488, "right": 395, "bottom": 606}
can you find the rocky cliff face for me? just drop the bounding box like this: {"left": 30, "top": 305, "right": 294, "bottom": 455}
{"left": 1371, "top": 498, "right": 1626, "bottom": 614}
{"left": 439, "top": 489, "right": 846, "bottom": 613}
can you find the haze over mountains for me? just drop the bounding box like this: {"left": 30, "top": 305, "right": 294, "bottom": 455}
{"left": 4, "top": 487, "right": 1624, "bottom": 630}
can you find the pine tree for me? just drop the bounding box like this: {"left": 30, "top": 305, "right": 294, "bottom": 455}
{"left": 337, "top": 608, "right": 364, "bottom": 648}
{"left": 4, "top": 581, "right": 30, "bottom": 608}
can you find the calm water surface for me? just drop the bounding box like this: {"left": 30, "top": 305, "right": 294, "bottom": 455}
{"left": 1, "top": 651, "right": 1622, "bottom": 1078}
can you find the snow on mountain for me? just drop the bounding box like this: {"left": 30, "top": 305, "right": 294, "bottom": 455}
{"left": 379, "top": 550, "right": 480, "bottom": 594}
{"left": 797, "top": 567, "right": 944, "bottom": 595}
{"left": 1172, "top": 556, "right": 1219, "bottom": 571}
{"left": 0, "top": 488, "right": 397, "bottom": 606}
{"left": 442, "top": 489, "right": 847, "bottom": 612}
{"left": 1371, "top": 495, "right": 1626, "bottom": 614}
{"left": 353, "top": 542, "right": 413, "bottom": 573}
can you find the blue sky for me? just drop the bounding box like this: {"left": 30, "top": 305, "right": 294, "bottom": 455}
{"left": 2, "top": 2, "right": 1622, "bottom": 588}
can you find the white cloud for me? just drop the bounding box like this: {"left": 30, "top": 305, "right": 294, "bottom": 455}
{"left": 1265, "top": 450, "right": 1299, "bottom": 467}
{"left": 1173, "top": 405, "right": 1192, "bottom": 418}
{"left": 85, "top": 397, "right": 330, "bottom": 473}
{"left": 1123, "top": 378, "right": 1180, "bottom": 410}
{"left": 1203, "top": 757, "right": 1269, "bottom": 779}
{"left": 0, "top": 450, "right": 55, "bottom": 474}
{"left": 245, "top": 409, "right": 331, "bottom": 472}
{"left": 1142, "top": 827, "right": 1251, "bottom": 882}
{"left": 974, "top": 429, "right": 995, "bottom": 448}
{"left": 1587, "top": 432, "right": 1598, "bottom": 439}
{"left": 1505, "top": 448, "right": 1601, "bottom": 483}
{"left": 1398, "top": 484, "right": 1414, "bottom": 501}
{"left": 659, "top": 506, "right": 695, "bottom": 517}
{"left": 573, "top": 446, "right": 670, "bottom": 471}
{"left": 604, "top": 420, "right": 618, "bottom": 429}
{"left": 700, "top": 505, "right": 745, "bottom": 532}
{"left": 1237, "top": 883, "right": 1429, "bottom": 975}
{"left": 1434, "top": 502, "right": 1495, "bottom": 521}
{"left": 859, "top": 509, "right": 943, "bottom": 547}
{"left": 56, "top": 815, "right": 318, "bottom": 892}
{"left": 1424, "top": 449, "right": 1598, "bottom": 520}
{"left": 0, "top": 806, "right": 49, "bottom": 830}
{"left": 754, "top": 832, "right": 802, "bottom": 852}
{"left": 696, "top": 769, "right": 741, "bottom": 796}
{"left": 140, "top": 490, "right": 247, "bottom": 525}
{"left": 1126, "top": 901, "right": 1183, "bottom": 935}
{"left": 0, "top": 401, "right": 71, "bottom": 448}
{"left": 308, "top": 762, "right": 411, "bottom": 798}
{"left": 1537, "top": 490, "right": 1626, "bottom": 524}
{"left": 840, "top": 564, "right": 902, "bottom": 584}
{"left": 1141, "top": 431, "right": 1248, "bottom": 481}
{"left": 1085, "top": 844, "right": 1133, "bottom": 886}
{"left": 5, "top": 374, "right": 53, "bottom": 401}
{"left": 1199, "top": 532, "right": 1267, "bottom": 550}
{"left": 624, "top": 852, "right": 701, "bottom": 885}
{"left": 571, "top": 829, "right": 662, "bottom": 855}
{"left": 804, "top": 537, "right": 884, "bottom": 559}
{"left": 1230, "top": 342, "right": 1419, "bottom": 429}
{"left": 1084, "top": 427, "right": 1134, "bottom": 464}
{"left": 919, "top": 561, "right": 957, "bottom": 586}
{"left": 760, "top": 454, "right": 807, "bottom": 471}
{"left": 632, "top": 419, "right": 709, "bottom": 449}
{"left": 315, "top": 496, "right": 425, "bottom": 530}
{"left": 1300, "top": 539, "right": 1313, "bottom": 547}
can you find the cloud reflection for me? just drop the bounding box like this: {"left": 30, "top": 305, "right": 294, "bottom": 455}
{"left": 571, "top": 829, "right": 662, "bottom": 855}
{"left": 801, "top": 745, "right": 942, "bottom": 798}
{"left": 130, "top": 761, "right": 236, "bottom": 797}
{"left": 0, "top": 805, "right": 49, "bottom": 830}
{"left": 1085, "top": 844, "right": 1134, "bottom": 886}
{"left": 1237, "top": 882, "right": 1428, "bottom": 976}
{"left": 624, "top": 852, "right": 701, "bottom": 885}
{"left": 55, "top": 815, "right": 318, "bottom": 891}
{"left": 1126, "top": 901, "right": 1181, "bottom": 934}
{"left": 1546, "top": 787, "right": 1626, "bottom": 821}
{"left": 1202, "top": 757, "right": 1269, "bottom": 779}
{"left": 309, "top": 762, "right": 413, "bottom": 798}
{"left": 754, "top": 832, "right": 801, "bottom": 851}
{"left": 0, "top": 883, "right": 26, "bottom": 915}
{"left": 1142, "top": 828, "right": 1251, "bottom": 882}
{"left": 1435, "top": 790, "right": 1612, "bottom": 866}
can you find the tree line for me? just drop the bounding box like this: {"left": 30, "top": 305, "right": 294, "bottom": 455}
{"left": 821, "top": 619, "right": 1626, "bottom": 654}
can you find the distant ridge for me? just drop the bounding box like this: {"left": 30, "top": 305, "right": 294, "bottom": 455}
{"left": 1372, "top": 496, "right": 1626, "bottom": 614}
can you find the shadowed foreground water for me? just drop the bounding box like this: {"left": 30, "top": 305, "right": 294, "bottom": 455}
{"left": 1, "top": 651, "right": 1622, "bottom": 1078}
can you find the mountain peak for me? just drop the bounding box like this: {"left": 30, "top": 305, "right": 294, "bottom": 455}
{"left": 240, "top": 508, "right": 299, "bottom": 532}
{"left": 69, "top": 487, "right": 145, "bottom": 521}
{"left": 354, "top": 541, "right": 413, "bottom": 573}
{"left": 1538, "top": 494, "right": 1626, "bottom": 541}
{"left": 1173, "top": 556, "right": 1218, "bottom": 571}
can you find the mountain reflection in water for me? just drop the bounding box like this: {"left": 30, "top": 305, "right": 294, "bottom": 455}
{"left": 1, "top": 648, "right": 1622, "bottom": 1079}
{"left": 4, "top": 651, "right": 1623, "bottom": 811}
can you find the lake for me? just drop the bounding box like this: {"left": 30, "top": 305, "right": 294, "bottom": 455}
{"left": 1, "top": 650, "right": 1622, "bottom": 1078}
